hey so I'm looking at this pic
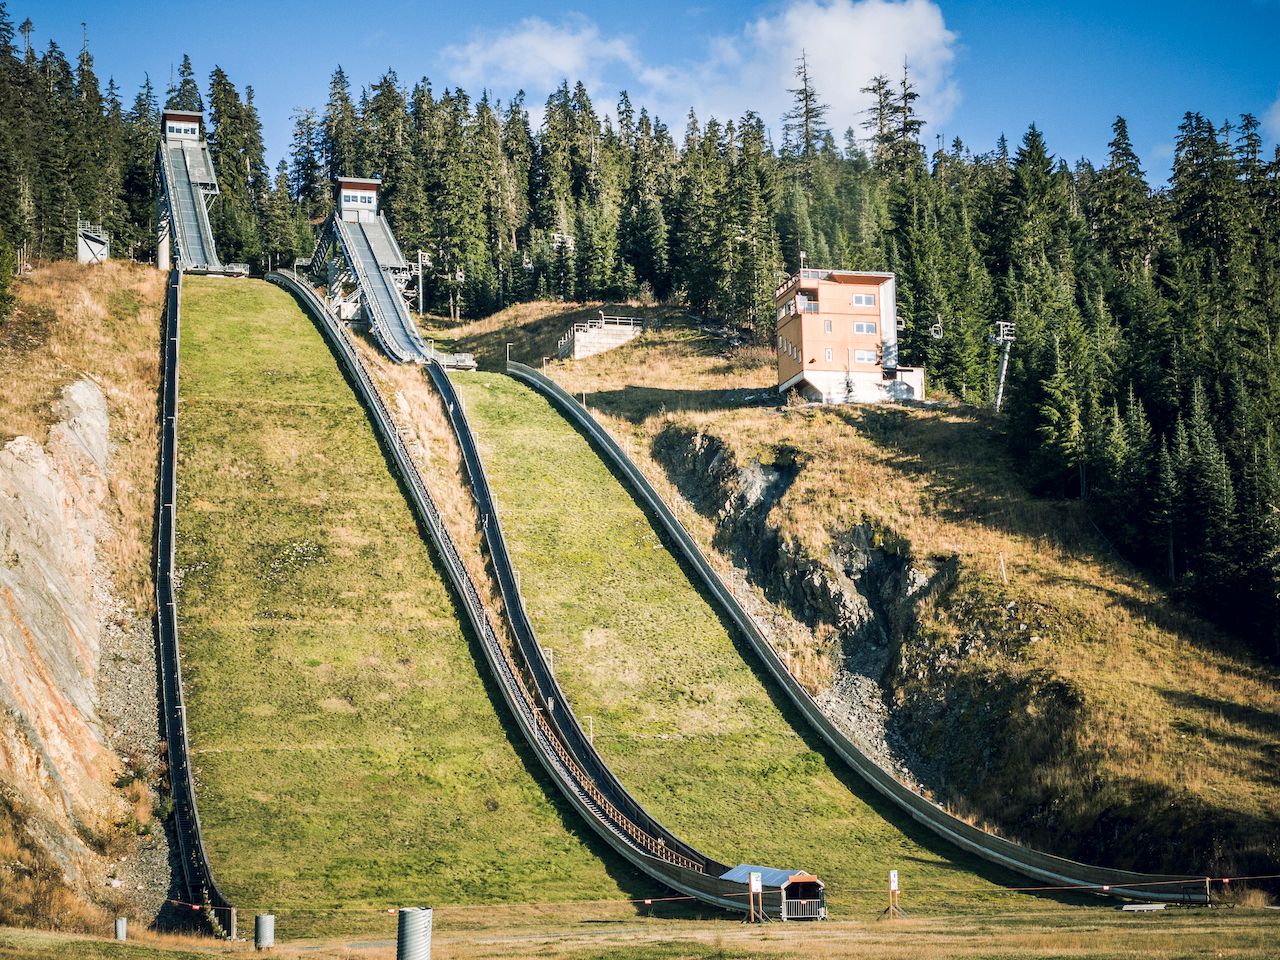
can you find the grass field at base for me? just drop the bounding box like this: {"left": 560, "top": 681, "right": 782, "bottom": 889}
{"left": 6, "top": 908, "right": 1278, "bottom": 959}
{"left": 452, "top": 373, "right": 1044, "bottom": 916}
{"left": 174, "top": 278, "right": 646, "bottom": 937}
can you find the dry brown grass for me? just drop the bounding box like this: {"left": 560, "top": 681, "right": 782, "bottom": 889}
{"left": 4, "top": 908, "right": 1280, "bottom": 959}
{"left": 478, "top": 309, "right": 1279, "bottom": 872}
{"left": 433, "top": 299, "right": 691, "bottom": 372}
{"left": 1, "top": 260, "right": 166, "bottom": 612}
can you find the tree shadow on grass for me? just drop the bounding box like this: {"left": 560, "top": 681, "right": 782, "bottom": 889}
{"left": 577, "top": 385, "right": 776, "bottom": 425}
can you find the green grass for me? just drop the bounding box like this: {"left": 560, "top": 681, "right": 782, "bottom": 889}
{"left": 174, "top": 278, "right": 642, "bottom": 937}
{"left": 452, "top": 373, "right": 1045, "bottom": 917}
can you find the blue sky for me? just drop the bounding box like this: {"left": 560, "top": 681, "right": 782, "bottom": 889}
{"left": 26, "top": 0, "right": 1280, "bottom": 180}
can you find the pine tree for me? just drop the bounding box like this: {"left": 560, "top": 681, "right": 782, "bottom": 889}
{"left": 783, "top": 51, "right": 829, "bottom": 175}
{"left": 165, "top": 53, "right": 202, "bottom": 112}
{"left": 1094, "top": 116, "right": 1150, "bottom": 271}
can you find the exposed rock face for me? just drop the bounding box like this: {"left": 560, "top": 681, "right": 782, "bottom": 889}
{"left": 1, "top": 382, "right": 120, "bottom": 842}
{"left": 651, "top": 423, "right": 953, "bottom": 785}
{"left": 0, "top": 380, "right": 167, "bottom": 910}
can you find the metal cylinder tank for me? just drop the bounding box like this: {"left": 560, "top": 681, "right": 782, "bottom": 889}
{"left": 396, "top": 907, "right": 433, "bottom": 960}
{"left": 114, "top": 917, "right": 127, "bottom": 941}
{"left": 255, "top": 914, "right": 275, "bottom": 950}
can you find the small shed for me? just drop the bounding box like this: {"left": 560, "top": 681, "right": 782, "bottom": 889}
{"left": 336, "top": 176, "right": 380, "bottom": 223}
{"left": 720, "top": 864, "right": 827, "bottom": 920}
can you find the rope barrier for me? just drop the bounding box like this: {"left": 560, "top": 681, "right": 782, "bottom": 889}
{"left": 156, "top": 872, "right": 1278, "bottom": 919}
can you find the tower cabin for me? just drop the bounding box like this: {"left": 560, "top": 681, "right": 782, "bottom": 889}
{"left": 162, "top": 110, "right": 202, "bottom": 142}
{"left": 337, "top": 176, "right": 381, "bottom": 223}
{"left": 774, "top": 268, "right": 924, "bottom": 404}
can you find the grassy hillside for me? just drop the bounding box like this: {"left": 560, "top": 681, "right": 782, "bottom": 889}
{"left": 1, "top": 261, "right": 165, "bottom": 609}
{"left": 482, "top": 313, "right": 1279, "bottom": 878}
{"left": 453, "top": 372, "right": 1042, "bottom": 915}
{"left": 174, "top": 278, "right": 640, "bottom": 937}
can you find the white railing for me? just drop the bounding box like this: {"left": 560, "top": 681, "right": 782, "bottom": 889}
{"left": 557, "top": 313, "right": 645, "bottom": 357}
{"left": 782, "top": 898, "right": 824, "bottom": 920}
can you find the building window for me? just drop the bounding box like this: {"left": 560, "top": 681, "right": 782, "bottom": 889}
{"left": 855, "top": 349, "right": 877, "bottom": 364}
{"left": 852, "top": 293, "right": 877, "bottom": 306}
{"left": 854, "top": 321, "right": 877, "bottom": 334}
{"left": 803, "top": 301, "right": 820, "bottom": 313}
{"left": 825, "top": 348, "right": 833, "bottom": 362}
{"left": 824, "top": 319, "right": 832, "bottom": 333}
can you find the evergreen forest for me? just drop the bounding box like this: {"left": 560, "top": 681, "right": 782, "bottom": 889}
{"left": 0, "top": 4, "right": 1276, "bottom": 653}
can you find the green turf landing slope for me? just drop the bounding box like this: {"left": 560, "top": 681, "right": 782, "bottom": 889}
{"left": 454, "top": 373, "right": 1045, "bottom": 916}
{"left": 174, "top": 279, "right": 631, "bottom": 936}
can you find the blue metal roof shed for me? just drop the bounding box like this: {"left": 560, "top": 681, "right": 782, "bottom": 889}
{"left": 720, "top": 864, "right": 827, "bottom": 920}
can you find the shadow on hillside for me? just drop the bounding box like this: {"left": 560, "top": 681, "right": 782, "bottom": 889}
{"left": 451, "top": 303, "right": 684, "bottom": 372}
{"left": 836, "top": 403, "right": 1262, "bottom": 661}
{"left": 1157, "top": 687, "right": 1280, "bottom": 746}
{"left": 580, "top": 385, "right": 776, "bottom": 423}
{"left": 840, "top": 403, "right": 1110, "bottom": 553}
{"left": 525, "top": 393, "right": 1115, "bottom": 904}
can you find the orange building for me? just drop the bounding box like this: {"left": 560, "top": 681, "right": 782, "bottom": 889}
{"left": 774, "top": 269, "right": 924, "bottom": 403}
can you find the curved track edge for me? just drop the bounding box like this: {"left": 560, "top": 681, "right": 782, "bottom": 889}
{"left": 266, "top": 272, "right": 777, "bottom": 917}
{"left": 506, "top": 359, "right": 1208, "bottom": 905}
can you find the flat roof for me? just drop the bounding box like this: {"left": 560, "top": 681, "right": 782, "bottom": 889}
{"left": 163, "top": 110, "right": 202, "bottom": 122}
{"left": 720, "top": 864, "right": 822, "bottom": 888}
{"left": 337, "top": 176, "right": 381, "bottom": 189}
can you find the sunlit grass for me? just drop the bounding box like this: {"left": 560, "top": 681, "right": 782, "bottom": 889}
{"left": 452, "top": 372, "right": 1045, "bottom": 916}
{"left": 174, "top": 278, "right": 638, "bottom": 938}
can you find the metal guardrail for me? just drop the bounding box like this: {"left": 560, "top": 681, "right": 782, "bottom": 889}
{"left": 266, "top": 271, "right": 760, "bottom": 916}
{"left": 425, "top": 361, "right": 717, "bottom": 875}
{"left": 155, "top": 269, "right": 236, "bottom": 936}
{"left": 506, "top": 360, "right": 1209, "bottom": 905}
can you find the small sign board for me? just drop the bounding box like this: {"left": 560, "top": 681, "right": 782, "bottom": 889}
{"left": 748, "top": 872, "right": 763, "bottom": 894}
{"left": 889, "top": 870, "right": 899, "bottom": 893}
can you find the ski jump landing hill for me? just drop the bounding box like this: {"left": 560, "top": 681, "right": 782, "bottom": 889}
{"left": 153, "top": 142, "right": 1207, "bottom": 933}
{"left": 153, "top": 108, "right": 240, "bottom": 935}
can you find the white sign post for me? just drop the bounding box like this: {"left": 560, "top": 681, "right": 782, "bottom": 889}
{"left": 883, "top": 869, "right": 905, "bottom": 919}
{"left": 748, "top": 871, "right": 763, "bottom": 923}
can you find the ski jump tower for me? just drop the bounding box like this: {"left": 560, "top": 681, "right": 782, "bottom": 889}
{"left": 309, "top": 176, "right": 472, "bottom": 366}
{"left": 156, "top": 110, "right": 242, "bottom": 274}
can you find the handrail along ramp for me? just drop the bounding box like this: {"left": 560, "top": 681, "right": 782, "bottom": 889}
{"left": 329, "top": 215, "right": 430, "bottom": 363}
{"left": 157, "top": 140, "right": 222, "bottom": 272}
{"left": 266, "top": 270, "right": 808, "bottom": 918}
{"left": 506, "top": 359, "right": 1208, "bottom": 905}
{"left": 155, "top": 269, "right": 236, "bottom": 934}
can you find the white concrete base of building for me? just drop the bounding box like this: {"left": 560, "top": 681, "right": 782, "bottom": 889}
{"left": 779, "top": 367, "right": 924, "bottom": 404}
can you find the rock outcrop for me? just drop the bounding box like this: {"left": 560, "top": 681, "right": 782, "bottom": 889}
{"left": 0, "top": 380, "right": 167, "bottom": 920}
{"left": 651, "top": 422, "right": 953, "bottom": 784}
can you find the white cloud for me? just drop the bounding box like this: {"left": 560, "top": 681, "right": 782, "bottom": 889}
{"left": 441, "top": 14, "right": 639, "bottom": 100}
{"left": 672, "top": 0, "right": 960, "bottom": 142}
{"left": 438, "top": 0, "right": 960, "bottom": 143}
{"left": 1265, "top": 88, "right": 1280, "bottom": 142}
